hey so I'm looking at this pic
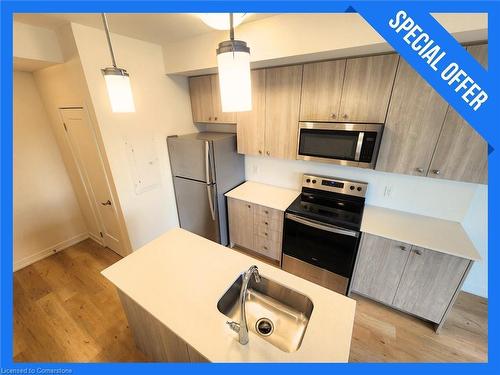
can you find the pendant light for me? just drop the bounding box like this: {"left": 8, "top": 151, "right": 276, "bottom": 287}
{"left": 216, "top": 13, "right": 252, "bottom": 112}
{"left": 101, "top": 13, "right": 135, "bottom": 113}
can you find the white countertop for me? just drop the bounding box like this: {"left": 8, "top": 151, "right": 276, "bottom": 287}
{"left": 361, "top": 205, "right": 481, "bottom": 261}
{"left": 225, "top": 181, "right": 300, "bottom": 211}
{"left": 102, "top": 228, "right": 356, "bottom": 362}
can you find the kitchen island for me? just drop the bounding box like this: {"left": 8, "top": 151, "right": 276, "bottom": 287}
{"left": 102, "top": 228, "right": 356, "bottom": 362}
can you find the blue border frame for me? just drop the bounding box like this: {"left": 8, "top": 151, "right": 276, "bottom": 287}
{"left": 1, "top": 0, "right": 498, "bottom": 373}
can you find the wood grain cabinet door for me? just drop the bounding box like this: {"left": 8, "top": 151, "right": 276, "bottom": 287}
{"left": 351, "top": 233, "right": 411, "bottom": 305}
{"left": 210, "top": 75, "right": 237, "bottom": 124}
{"left": 427, "top": 44, "right": 488, "bottom": 184}
{"left": 189, "top": 75, "right": 213, "bottom": 123}
{"left": 236, "top": 69, "right": 266, "bottom": 156}
{"left": 264, "top": 65, "right": 303, "bottom": 159}
{"left": 227, "top": 198, "right": 254, "bottom": 250}
{"left": 393, "top": 246, "right": 470, "bottom": 323}
{"left": 300, "top": 59, "right": 346, "bottom": 121}
{"left": 376, "top": 59, "right": 449, "bottom": 175}
{"left": 339, "top": 54, "right": 398, "bottom": 123}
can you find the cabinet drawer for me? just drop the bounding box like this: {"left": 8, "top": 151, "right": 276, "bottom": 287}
{"left": 255, "top": 205, "right": 282, "bottom": 222}
{"left": 254, "top": 226, "right": 281, "bottom": 243}
{"left": 254, "top": 235, "right": 281, "bottom": 261}
{"left": 254, "top": 215, "right": 282, "bottom": 232}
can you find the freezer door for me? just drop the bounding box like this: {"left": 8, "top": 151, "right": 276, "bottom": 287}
{"left": 173, "top": 177, "right": 219, "bottom": 243}
{"left": 167, "top": 137, "right": 214, "bottom": 183}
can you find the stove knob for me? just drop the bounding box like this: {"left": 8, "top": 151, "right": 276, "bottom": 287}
{"left": 350, "top": 185, "right": 355, "bottom": 190}
{"left": 357, "top": 187, "right": 362, "bottom": 192}
{"left": 306, "top": 178, "right": 311, "bottom": 183}
{"left": 312, "top": 179, "right": 317, "bottom": 184}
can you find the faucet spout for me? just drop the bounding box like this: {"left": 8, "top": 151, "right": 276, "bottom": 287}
{"left": 236, "top": 265, "right": 261, "bottom": 345}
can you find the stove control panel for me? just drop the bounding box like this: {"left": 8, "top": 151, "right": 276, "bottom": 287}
{"left": 302, "top": 174, "right": 368, "bottom": 198}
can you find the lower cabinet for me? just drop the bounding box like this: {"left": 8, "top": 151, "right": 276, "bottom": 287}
{"left": 227, "top": 197, "right": 283, "bottom": 262}
{"left": 117, "top": 290, "right": 209, "bottom": 362}
{"left": 351, "top": 233, "right": 472, "bottom": 331}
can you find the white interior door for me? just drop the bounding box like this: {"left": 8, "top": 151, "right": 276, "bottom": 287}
{"left": 60, "top": 108, "right": 125, "bottom": 256}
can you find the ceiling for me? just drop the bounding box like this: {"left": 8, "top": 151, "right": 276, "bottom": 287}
{"left": 13, "top": 13, "right": 276, "bottom": 45}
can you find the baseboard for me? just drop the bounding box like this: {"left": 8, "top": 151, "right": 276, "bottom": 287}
{"left": 14, "top": 232, "right": 90, "bottom": 272}
{"left": 88, "top": 231, "right": 104, "bottom": 245}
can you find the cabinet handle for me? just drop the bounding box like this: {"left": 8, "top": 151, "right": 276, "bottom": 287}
{"left": 432, "top": 169, "right": 441, "bottom": 175}
{"left": 342, "top": 114, "right": 348, "bottom": 119}
{"left": 263, "top": 246, "right": 268, "bottom": 250}
{"left": 413, "top": 249, "right": 422, "bottom": 255}
{"left": 214, "top": 116, "right": 218, "bottom": 121}
{"left": 264, "top": 232, "right": 268, "bottom": 236}
{"left": 330, "top": 113, "right": 336, "bottom": 119}
{"left": 415, "top": 167, "right": 424, "bottom": 173}
{"left": 209, "top": 116, "right": 212, "bottom": 121}
{"left": 266, "top": 151, "right": 270, "bottom": 156}
{"left": 258, "top": 150, "right": 262, "bottom": 155}
{"left": 264, "top": 210, "right": 269, "bottom": 214}
{"left": 264, "top": 222, "right": 268, "bottom": 225}
{"left": 101, "top": 199, "right": 112, "bottom": 206}
{"left": 398, "top": 245, "right": 407, "bottom": 251}
{"left": 247, "top": 204, "right": 251, "bottom": 208}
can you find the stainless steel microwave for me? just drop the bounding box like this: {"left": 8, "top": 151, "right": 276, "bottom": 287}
{"left": 296, "top": 122, "right": 384, "bottom": 169}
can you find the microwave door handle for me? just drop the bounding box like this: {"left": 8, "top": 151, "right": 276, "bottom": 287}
{"left": 354, "top": 132, "right": 364, "bottom": 161}
{"left": 285, "top": 213, "right": 359, "bottom": 238}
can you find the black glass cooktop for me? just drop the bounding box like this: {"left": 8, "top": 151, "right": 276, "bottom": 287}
{"left": 286, "top": 190, "right": 365, "bottom": 231}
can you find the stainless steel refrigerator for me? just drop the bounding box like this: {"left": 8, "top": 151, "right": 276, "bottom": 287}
{"left": 167, "top": 132, "right": 245, "bottom": 245}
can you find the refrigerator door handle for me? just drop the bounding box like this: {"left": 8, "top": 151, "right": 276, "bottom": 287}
{"left": 205, "top": 141, "right": 211, "bottom": 183}
{"left": 207, "top": 184, "right": 216, "bottom": 221}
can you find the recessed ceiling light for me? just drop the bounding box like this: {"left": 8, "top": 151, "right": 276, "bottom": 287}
{"left": 198, "top": 13, "right": 248, "bottom": 30}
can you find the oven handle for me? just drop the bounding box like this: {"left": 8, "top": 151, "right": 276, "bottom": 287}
{"left": 285, "top": 213, "right": 360, "bottom": 238}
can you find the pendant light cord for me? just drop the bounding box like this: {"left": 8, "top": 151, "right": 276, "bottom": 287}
{"left": 101, "top": 13, "right": 117, "bottom": 68}
{"left": 229, "top": 13, "right": 234, "bottom": 41}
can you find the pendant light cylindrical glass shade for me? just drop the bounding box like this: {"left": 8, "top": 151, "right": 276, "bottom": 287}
{"left": 102, "top": 68, "right": 135, "bottom": 113}
{"left": 216, "top": 40, "right": 252, "bottom": 112}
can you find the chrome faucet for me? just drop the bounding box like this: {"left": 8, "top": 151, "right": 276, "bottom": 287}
{"left": 226, "top": 265, "right": 261, "bottom": 345}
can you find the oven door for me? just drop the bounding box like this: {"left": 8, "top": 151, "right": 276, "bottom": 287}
{"left": 282, "top": 213, "right": 360, "bottom": 279}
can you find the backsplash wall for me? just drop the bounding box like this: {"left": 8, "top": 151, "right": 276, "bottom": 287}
{"left": 245, "top": 156, "right": 480, "bottom": 222}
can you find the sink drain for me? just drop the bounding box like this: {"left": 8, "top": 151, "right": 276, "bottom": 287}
{"left": 255, "top": 318, "right": 274, "bottom": 336}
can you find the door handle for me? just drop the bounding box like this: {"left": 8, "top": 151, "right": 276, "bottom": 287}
{"left": 285, "top": 213, "right": 359, "bottom": 238}
{"left": 101, "top": 200, "right": 112, "bottom": 206}
{"left": 207, "top": 185, "right": 216, "bottom": 221}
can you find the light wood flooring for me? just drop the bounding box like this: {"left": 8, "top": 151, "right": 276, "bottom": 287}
{"left": 14, "top": 239, "right": 487, "bottom": 362}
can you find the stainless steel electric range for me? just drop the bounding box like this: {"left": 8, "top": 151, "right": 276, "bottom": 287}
{"left": 282, "top": 174, "right": 367, "bottom": 295}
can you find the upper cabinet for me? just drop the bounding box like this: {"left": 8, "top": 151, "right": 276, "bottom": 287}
{"left": 236, "top": 69, "right": 266, "bottom": 156}
{"left": 300, "top": 59, "right": 346, "bottom": 121}
{"left": 188, "top": 75, "right": 236, "bottom": 124}
{"left": 187, "top": 46, "right": 487, "bottom": 184}
{"left": 376, "top": 43, "right": 488, "bottom": 184}
{"left": 427, "top": 44, "right": 488, "bottom": 184}
{"left": 376, "top": 58, "right": 449, "bottom": 176}
{"left": 265, "top": 65, "right": 303, "bottom": 159}
{"left": 300, "top": 54, "right": 398, "bottom": 123}
{"left": 340, "top": 54, "right": 399, "bottom": 123}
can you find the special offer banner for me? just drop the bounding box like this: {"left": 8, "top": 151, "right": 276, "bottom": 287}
{"left": 355, "top": 2, "right": 493, "bottom": 147}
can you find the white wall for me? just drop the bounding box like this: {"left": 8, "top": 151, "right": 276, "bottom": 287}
{"left": 13, "top": 71, "right": 88, "bottom": 270}
{"left": 246, "top": 156, "right": 488, "bottom": 297}
{"left": 163, "top": 13, "right": 488, "bottom": 75}
{"left": 14, "top": 21, "right": 63, "bottom": 71}
{"left": 70, "top": 23, "right": 197, "bottom": 250}
{"left": 461, "top": 185, "right": 488, "bottom": 297}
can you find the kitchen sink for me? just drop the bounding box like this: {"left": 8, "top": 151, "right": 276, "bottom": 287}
{"left": 217, "top": 273, "right": 314, "bottom": 353}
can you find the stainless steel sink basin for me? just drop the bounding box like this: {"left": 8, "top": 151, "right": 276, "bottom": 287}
{"left": 217, "top": 273, "right": 314, "bottom": 353}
